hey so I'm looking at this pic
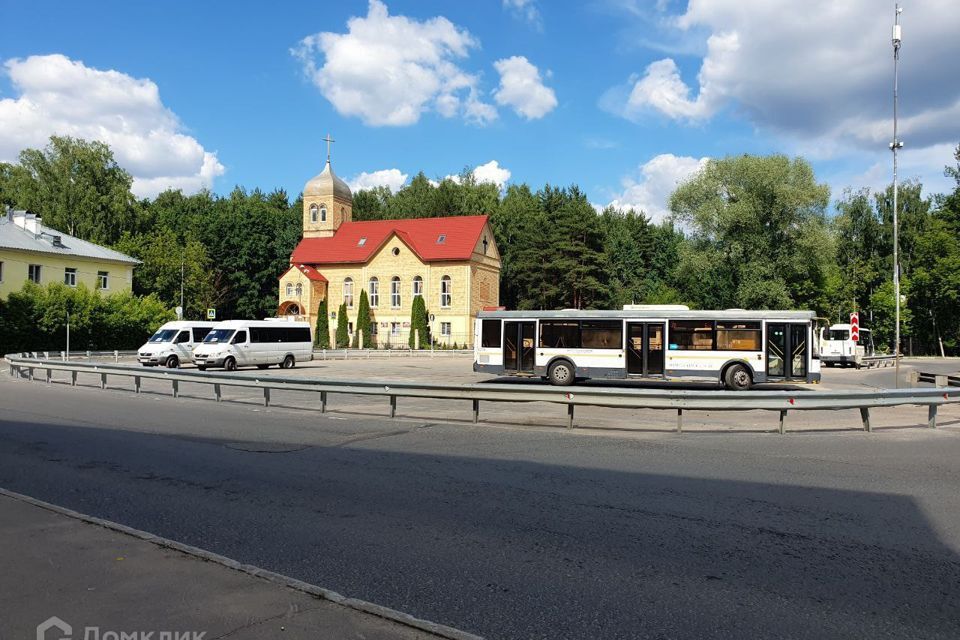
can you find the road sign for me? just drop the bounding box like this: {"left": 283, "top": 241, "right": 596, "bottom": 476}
{"left": 850, "top": 312, "right": 860, "bottom": 342}
{"left": 206, "top": 308, "right": 216, "bottom": 320}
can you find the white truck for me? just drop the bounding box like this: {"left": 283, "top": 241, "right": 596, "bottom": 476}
{"left": 819, "top": 323, "right": 873, "bottom": 368}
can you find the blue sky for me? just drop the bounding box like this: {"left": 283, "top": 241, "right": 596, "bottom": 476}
{"left": 1, "top": 0, "right": 958, "bottom": 220}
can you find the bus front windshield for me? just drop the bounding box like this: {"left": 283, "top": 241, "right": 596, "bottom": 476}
{"left": 149, "top": 329, "right": 178, "bottom": 343}
{"left": 203, "top": 329, "right": 235, "bottom": 344}
{"left": 828, "top": 329, "right": 850, "bottom": 341}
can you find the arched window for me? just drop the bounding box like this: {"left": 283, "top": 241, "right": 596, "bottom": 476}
{"left": 309, "top": 204, "right": 318, "bottom": 223}
{"left": 440, "top": 275, "right": 452, "bottom": 308}
{"left": 320, "top": 205, "right": 327, "bottom": 222}
{"left": 369, "top": 277, "right": 379, "bottom": 308}
{"left": 295, "top": 283, "right": 303, "bottom": 296}
{"left": 412, "top": 275, "right": 423, "bottom": 297}
{"left": 285, "top": 282, "right": 293, "bottom": 297}
{"left": 343, "top": 277, "right": 354, "bottom": 308}
{"left": 391, "top": 276, "right": 401, "bottom": 308}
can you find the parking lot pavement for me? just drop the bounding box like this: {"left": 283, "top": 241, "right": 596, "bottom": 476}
{"left": 0, "top": 491, "right": 471, "bottom": 640}
{"left": 25, "top": 355, "right": 960, "bottom": 435}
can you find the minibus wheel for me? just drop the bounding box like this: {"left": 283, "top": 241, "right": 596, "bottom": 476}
{"left": 281, "top": 355, "right": 296, "bottom": 369}
{"left": 224, "top": 357, "right": 237, "bottom": 372}
{"left": 165, "top": 355, "right": 179, "bottom": 369}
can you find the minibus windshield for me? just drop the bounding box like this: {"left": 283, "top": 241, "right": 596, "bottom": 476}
{"left": 149, "top": 329, "right": 178, "bottom": 343}
{"left": 203, "top": 329, "right": 235, "bottom": 344}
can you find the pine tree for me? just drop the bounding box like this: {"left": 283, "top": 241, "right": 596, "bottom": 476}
{"left": 352, "top": 290, "right": 373, "bottom": 348}
{"left": 335, "top": 302, "right": 349, "bottom": 348}
{"left": 314, "top": 297, "right": 330, "bottom": 348}
{"left": 408, "top": 295, "right": 430, "bottom": 348}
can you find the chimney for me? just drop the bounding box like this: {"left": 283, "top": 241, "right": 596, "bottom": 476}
{"left": 4, "top": 206, "right": 12, "bottom": 222}
{"left": 23, "top": 212, "right": 40, "bottom": 236}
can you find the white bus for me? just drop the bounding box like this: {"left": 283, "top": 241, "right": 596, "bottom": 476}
{"left": 138, "top": 321, "right": 215, "bottom": 368}
{"left": 473, "top": 306, "right": 820, "bottom": 390}
{"left": 192, "top": 320, "right": 313, "bottom": 371}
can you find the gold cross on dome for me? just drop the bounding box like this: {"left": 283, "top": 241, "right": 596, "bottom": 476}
{"left": 322, "top": 133, "right": 335, "bottom": 162}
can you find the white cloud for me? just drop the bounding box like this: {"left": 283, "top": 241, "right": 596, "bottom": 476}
{"left": 0, "top": 54, "right": 224, "bottom": 198}
{"left": 602, "top": 154, "right": 708, "bottom": 223}
{"left": 445, "top": 160, "right": 512, "bottom": 189}
{"left": 348, "top": 168, "right": 408, "bottom": 193}
{"left": 503, "top": 0, "right": 543, "bottom": 30}
{"left": 492, "top": 56, "right": 558, "bottom": 120}
{"left": 292, "top": 0, "right": 497, "bottom": 126}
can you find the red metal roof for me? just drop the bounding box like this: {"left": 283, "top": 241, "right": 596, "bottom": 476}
{"left": 290, "top": 215, "right": 489, "bottom": 265}
{"left": 279, "top": 263, "right": 328, "bottom": 282}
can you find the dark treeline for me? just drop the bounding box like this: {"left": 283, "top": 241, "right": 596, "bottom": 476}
{"left": 2, "top": 136, "right": 959, "bottom": 355}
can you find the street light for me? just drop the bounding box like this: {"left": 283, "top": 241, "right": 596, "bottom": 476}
{"left": 890, "top": 3, "right": 903, "bottom": 387}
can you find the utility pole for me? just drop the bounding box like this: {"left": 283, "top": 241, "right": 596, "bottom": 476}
{"left": 890, "top": 3, "right": 904, "bottom": 387}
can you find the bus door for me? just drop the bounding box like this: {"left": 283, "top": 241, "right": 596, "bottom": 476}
{"left": 503, "top": 321, "right": 536, "bottom": 374}
{"left": 766, "top": 324, "right": 808, "bottom": 379}
{"left": 627, "top": 323, "right": 664, "bottom": 376}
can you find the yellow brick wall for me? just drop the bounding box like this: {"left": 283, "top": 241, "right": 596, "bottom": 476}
{"left": 303, "top": 192, "right": 352, "bottom": 239}
{"left": 0, "top": 249, "right": 134, "bottom": 300}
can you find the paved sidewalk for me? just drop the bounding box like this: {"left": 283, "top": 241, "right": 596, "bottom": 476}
{"left": 0, "top": 492, "right": 473, "bottom": 640}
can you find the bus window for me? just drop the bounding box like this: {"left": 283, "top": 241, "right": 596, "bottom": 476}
{"left": 669, "top": 320, "right": 714, "bottom": 350}
{"left": 540, "top": 321, "right": 580, "bottom": 348}
{"left": 481, "top": 320, "right": 502, "bottom": 348}
{"left": 581, "top": 320, "right": 622, "bottom": 349}
{"left": 716, "top": 321, "right": 762, "bottom": 351}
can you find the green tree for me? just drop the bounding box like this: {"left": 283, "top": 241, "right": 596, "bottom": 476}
{"left": 8, "top": 136, "right": 139, "bottom": 245}
{"left": 409, "top": 295, "right": 430, "bottom": 348}
{"left": 352, "top": 289, "right": 374, "bottom": 348}
{"left": 670, "top": 154, "right": 833, "bottom": 311}
{"left": 314, "top": 297, "right": 330, "bottom": 348}
{"left": 335, "top": 302, "right": 349, "bottom": 348}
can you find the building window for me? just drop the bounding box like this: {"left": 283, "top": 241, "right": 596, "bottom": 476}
{"left": 391, "top": 276, "right": 401, "bottom": 308}
{"left": 295, "top": 283, "right": 303, "bottom": 296}
{"left": 436, "top": 234, "right": 446, "bottom": 244}
{"left": 390, "top": 322, "right": 401, "bottom": 336}
{"left": 392, "top": 247, "right": 400, "bottom": 257}
{"left": 285, "top": 282, "right": 293, "bottom": 297}
{"left": 343, "top": 277, "right": 354, "bottom": 308}
{"left": 62, "top": 267, "right": 75, "bottom": 287}
{"left": 97, "top": 271, "right": 109, "bottom": 289}
{"left": 440, "top": 275, "right": 452, "bottom": 308}
{"left": 441, "top": 322, "right": 451, "bottom": 337}
{"left": 320, "top": 205, "right": 327, "bottom": 222}
{"left": 369, "top": 277, "right": 379, "bottom": 307}
{"left": 310, "top": 204, "right": 318, "bottom": 223}
{"left": 358, "top": 237, "right": 367, "bottom": 246}
{"left": 370, "top": 322, "right": 378, "bottom": 336}
{"left": 482, "top": 236, "right": 489, "bottom": 254}
{"left": 0, "top": 261, "right": 4, "bottom": 282}
{"left": 412, "top": 275, "right": 423, "bottom": 297}
{"left": 28, "top": 264, "right": 41, "bottom": 284}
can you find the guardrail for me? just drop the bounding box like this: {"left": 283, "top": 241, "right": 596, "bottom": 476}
{"left": 917, "top": 371, "right": 960, "bottom": 387}
{"left": 6, "top": 354, "right": 959, "bottom": 434}
{"left": 861, "top": 355, "right": 898, "bottom": 369}
{"left": 18, "top": 349, "right": 473, "bottom": 363}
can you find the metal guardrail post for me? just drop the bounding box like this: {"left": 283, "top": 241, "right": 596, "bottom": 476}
{"left": 778, "top": 410, "right": 787, "bottom": 434}
{"left": 908, "top": 371, "right": 919, "bottom": 387}
{"left": 676, "top": 409, "right": 683, "bottom": 433}
{"left": 100, "top": 373, "right": 106, "bottom": 390}
{"left": 473, "top": 399, "right": 479, "bottom": 424}
{"left": 263, "top": 387, "right": 270, "bottom": 407}
{"left": 45, "top": 369, "right": 51, "bottom": 385}
{"left": 320, "top": 391, "right": 327, "bottom": 413}
{"left": 114, "top": 350, "right": 119, "bottom": 363}
{"left": 28, "top": 367, "right": 34, "bottom": 382}
{"left": 134, "top": 376, "right": 141, "bottom": 394}
{"left": 928, "top": 405, "right": 938, "bottom": 429}
{"left": 567, "top": 404, "right": 574, "bottom": 429}
{"left": 860, "top": 408, "right": 871, "bottom": 432}
{"left": 214, "top": 384, "right": 221, "bottom": 402}
{"left": 71, "top": 371, "right": 77, "bottom": 386}
{"left": 390, "top": 395, "right": 397, "bottom": 418}
{"left": 172, "top": 380, "right": 178, "bottom": 398}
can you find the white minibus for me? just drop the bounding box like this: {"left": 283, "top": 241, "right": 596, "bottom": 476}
{"left": 192, "top": 320, "right": 313, "bottom": 371}
{"left": 138, "top": 321, "right": 215, "bottom": 368}
{"left": 819, "top": 324, "right": 874, "bottom": 368}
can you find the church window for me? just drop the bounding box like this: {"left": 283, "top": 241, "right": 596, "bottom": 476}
{"left": 391, "top": 276, "right": 401, "bottom": 308}
{"left": 413, "top": 276, "right": 423, "bottom": 297}
{"left": 482, "top": 236, "right": 489, "bottom": 254}
{"left": 285, "top": 282, "right": 293, "bottom": 297}
{"left": 440, "top": 275, "right": 452, "bottom": 308}
{"left": 392, "top": 247, "right": 400, "bottom": 256}
{"left": 295, "top": 283, "right": 303, "bottom": 296}
{"left": 310, "top": 204, "right": 318, "bottom": 223}
{"left": 369, "top": 277, "right": 379, "bottom": 307}
{"left": 320, "top": 205, "right": 327, "bottom": 222}
{"left": 343, "top": 277, "right": 354, "bottom": 308}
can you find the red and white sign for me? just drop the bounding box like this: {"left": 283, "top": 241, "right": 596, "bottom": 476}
{"left": 849, "top": 312, "right": 860, "bottom": 342}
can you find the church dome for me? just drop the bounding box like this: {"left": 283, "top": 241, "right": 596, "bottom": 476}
{"left": 304, "top": 161, "right": 352, "bottom": 201}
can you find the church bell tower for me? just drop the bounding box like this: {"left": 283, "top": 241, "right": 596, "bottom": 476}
{"left": 302, "top": 134, "right": 352, "bottom": 238}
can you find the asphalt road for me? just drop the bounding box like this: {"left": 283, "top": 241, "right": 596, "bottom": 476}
{"left": 2, "top": 374, "right": 960, "bottom": 639}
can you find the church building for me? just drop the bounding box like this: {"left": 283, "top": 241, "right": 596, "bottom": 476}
{"left": 278, "top": 145, "right": 501, "bottom": 347}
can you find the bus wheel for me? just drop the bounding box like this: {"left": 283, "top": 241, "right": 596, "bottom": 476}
{"left": 547, "top": 360, "right": 574, "bottom": 386}
{"left": 281, "top": 355, "right": 295, "bottom": 369}
{"left": 165, "top": 355, "right": 179, "bottom": 369}
{"left": 224, "top": 357, "right": 237, "bottom": 372}
{"left": 724, "top": 364, "right": 752, "bottom": 391}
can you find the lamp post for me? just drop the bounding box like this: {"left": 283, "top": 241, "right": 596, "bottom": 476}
{"left": 890, "top": 3, "right": 904, "bottom": 387}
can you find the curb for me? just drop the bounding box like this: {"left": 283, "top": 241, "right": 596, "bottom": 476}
{"left": 0, "top": 487, "right": 484, "bottom": 640}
